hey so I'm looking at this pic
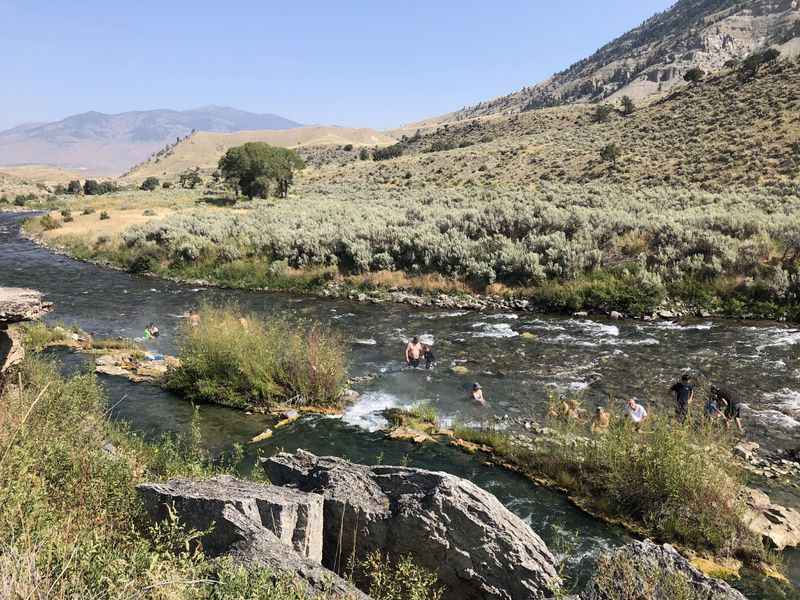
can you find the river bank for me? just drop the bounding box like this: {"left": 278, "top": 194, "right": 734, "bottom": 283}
{"left": 17, "top": 179, "right": 800, "bottom": 323}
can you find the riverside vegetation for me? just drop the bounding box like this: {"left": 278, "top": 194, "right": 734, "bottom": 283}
{"left": 166, "top": 304, "right": 348, "bottom": 410}
{"left": 28, "top": 182, "right": 800, "bottom": 319}
{"left": 452, "top": 404, "right": 771, "bottom": 569}
{"left": 0, "top": 350, "right": 443, "bottom": 599}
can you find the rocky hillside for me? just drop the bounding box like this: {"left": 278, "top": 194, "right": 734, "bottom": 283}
{"left": 0, "top": 106, "right": 301, "bottom": 175}
{"left": 438, "top": 0, "right": 799, "bottom": 123}
{"left": 304, "top": 55, "right": 800, "bottom": 189}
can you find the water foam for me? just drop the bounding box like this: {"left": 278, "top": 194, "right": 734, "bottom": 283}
{"left": 471, "top": 322, "right": 519, "bottom": 338}
{"left": 341, "top": 391, "right": 399, "bottom": 432}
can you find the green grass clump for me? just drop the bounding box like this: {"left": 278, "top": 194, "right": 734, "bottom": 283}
{"left": 21, "top": 321, "right": 71, "bottom": 350}
{"left": 166, "top": 304, "right": 347, "bottom": 410}
{"left": 91, "top": 337, "right": 143, "bottom": 351}
{"left": 455, "top": 410, "right": 765, "bottom": 562}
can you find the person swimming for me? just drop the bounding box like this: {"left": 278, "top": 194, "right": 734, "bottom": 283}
{"left": 471, "top": 382, "right": 486, "bottom": 405}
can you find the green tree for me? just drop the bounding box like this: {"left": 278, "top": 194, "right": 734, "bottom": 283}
{"left": 67, "top": 180, "right": 82, "bottom": 194}
{"left": 83, "top": 179, "right": 101, "bottom": 195}
{"left": 140, "top": 176, "right": 160, "bottom": 191}
{"left": 592, "top": 104, "right": 614, "bottom": 123}
{"left": 740, "top": 48, "right": 780, "bottom": 80}
{"left": 359, "top": 148, "right": 370, "bottom": 161}
{"left": 683, "top": 67, "right": 705, "bottom": 84}
{"left": 600, "top": 143, "right": 621, "bottom": 166}
{"left": 179, "top": 168, "right": 202, "bottom": 189}
{"left": 621, "top": 96, "right": 635, "bottom": 115}
{"left": 218, "top": 143, "right": 305, "bottom": 199}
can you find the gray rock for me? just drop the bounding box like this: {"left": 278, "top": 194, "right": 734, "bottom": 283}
{"left": 220, "top": 505, "right": 371, "bottom": 600}
{"left": 264, "top": 449, "right": 559, "bottom": 600}
{"left": 582, "top": 540, "right": 746, "bottom": 600}
{"left": 0, "top": 287, "right": 53, "bottom": 324}
{"left": 743, "top": 488, "right": 800, "bottom": 550}
{"left": 137, "top": 475, "right": 324, "bottom": 561}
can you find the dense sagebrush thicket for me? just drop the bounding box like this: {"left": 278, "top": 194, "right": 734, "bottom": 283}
{"left": 0, "top": 354, "right": 441, "bottom": 598}
{"left": 166, "top": 304, "right": 347, "bottom": 409}
{"left": 121, "top": 183, "right": 800, "bottom": 314}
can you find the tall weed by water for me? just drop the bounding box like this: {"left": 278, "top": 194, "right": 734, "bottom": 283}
{"left": 166, "top": 304, "right": 347, "bottom": 410}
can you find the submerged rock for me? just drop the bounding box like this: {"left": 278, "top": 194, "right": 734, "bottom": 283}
{"left": 263, "top": 449, "right": 560, "bottom": 600}
{"left": 582, "top": 540, "right": 746, "bottom": 600}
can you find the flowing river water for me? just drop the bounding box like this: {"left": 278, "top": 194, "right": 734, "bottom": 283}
{"left": 1, "top": 211, "right": 798, "bottom": 598}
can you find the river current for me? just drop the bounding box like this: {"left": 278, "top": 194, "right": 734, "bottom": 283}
{"left": 1, "top": 212, "right": 798, "bottom": 597}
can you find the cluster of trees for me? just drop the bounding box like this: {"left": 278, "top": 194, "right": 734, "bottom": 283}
{"left": 179, "top": 168, "right": 202, "bottom": 189}
{"left": 373, "top": 143, "right": 404, "bottom": 161}
{"left": 140, "top": 177, "right": 160, "bottom": 191}
{"left": 218, "top": 143, "right": 305, "bottom": 199}
{"left": 83, "top": 180, "right": 119, "bottom": 195}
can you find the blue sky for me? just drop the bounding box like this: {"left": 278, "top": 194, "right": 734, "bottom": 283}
{"left": 0, "top": 1, "right": 674, "bottom": 131}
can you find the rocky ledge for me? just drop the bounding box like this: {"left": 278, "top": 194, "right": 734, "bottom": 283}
{"left": 139, "top": 450, "right": 559, "bottom": 599}
{"left": 0, "top": 287, "right": 52, "bottom": 376}
{"left": 0, "top": 287, "right": 53, "bottom": 324}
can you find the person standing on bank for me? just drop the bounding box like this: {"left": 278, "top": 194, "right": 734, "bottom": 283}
{"left": 670, "top": 373, "right": 694, "bottom": 422}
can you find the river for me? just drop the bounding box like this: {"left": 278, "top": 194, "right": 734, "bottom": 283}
{"left": 1, "top": 211, "right": 798, "bottom": 598}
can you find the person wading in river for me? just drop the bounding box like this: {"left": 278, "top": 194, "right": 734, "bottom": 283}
{"left": 471, "top": 382, "right": 486, "bottom": 405}
{"left": 670, "top": 373, "right": 694, "bottom": 422}
{"left": 422, "top": 344, "right": 436, "bottom": 369}
{"left": 405, "top": 336, "right": 423, "bottom": 368}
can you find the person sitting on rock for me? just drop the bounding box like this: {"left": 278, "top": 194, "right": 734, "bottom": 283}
{"left": 625, "top": 398, "right": 647, "bottom": 430}
{"left": 405, "top": 336, "right": 423, "bottom": 368}
{"left": 711, "top": 384, "right": 744, "bottom": 433}
{"left": 471, "top": 382, "right": 486, "bottom": 405}
{"left": 591, "top": 406, "right": 610, "bottom": 434}
{"left": 423, "top": 344, "right": 436, "bottom": 369}
{"left": 144, "top": 323, "right": 160, "bottom": 339}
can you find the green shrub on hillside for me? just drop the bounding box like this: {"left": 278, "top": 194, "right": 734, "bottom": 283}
{"left": 166, "top": 304, "right": 347, "bottom": 409}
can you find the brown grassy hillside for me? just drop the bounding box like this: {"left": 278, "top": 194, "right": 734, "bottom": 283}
{"left": 302, "top": 57, "right": 800, "bottom": 190}
{"left": 123, "top": 126, "right": 396, "bottom": 182}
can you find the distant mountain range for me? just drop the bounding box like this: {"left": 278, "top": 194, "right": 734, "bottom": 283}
{"left": 430, "top": 0, "right": 800, "bottom": 124}
{"left": 0, "top": 106, "right": 302, "bottom": 174}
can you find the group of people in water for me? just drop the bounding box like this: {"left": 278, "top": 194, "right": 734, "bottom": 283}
{"left": 404, "top": 336, "right": 486, "bottom": 405}
{"left": 404, "top": 334, "right": 744, "bottom": 431}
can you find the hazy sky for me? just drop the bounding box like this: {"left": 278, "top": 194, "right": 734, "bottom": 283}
{"left": 0, "top": 0, "right": 674, "bottom": 131}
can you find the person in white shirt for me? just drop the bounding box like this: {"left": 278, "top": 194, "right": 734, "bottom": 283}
{"left": 625, "top": 398, "right": 647, "bottom": 430}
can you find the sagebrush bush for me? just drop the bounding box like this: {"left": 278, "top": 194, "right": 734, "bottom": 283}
{"left": 166, "top": 304, "right": 347, "bottom": 409}
{"left": 111, "top": 182, "right": 800, "bottom": 315}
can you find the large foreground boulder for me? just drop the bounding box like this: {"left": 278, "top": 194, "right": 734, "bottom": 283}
{"left": 138, "top": 475, "right": 367, "bottom": 599}
{"left": 582, "top": 540, "right": 746, "bottom": 600}
{"left": 264, "top": 449, "right": 559, "bottom": 600}
{"left": 138, "top": 475, "right": 324, "bottom": 561}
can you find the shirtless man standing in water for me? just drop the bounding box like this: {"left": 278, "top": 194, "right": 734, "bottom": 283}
{"left": 405, "top": 336, "right": 423, "bottom": 367}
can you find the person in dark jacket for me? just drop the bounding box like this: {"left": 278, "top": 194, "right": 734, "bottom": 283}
{"left": 670, "top": 373, "right": 694, "bottom": 422}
